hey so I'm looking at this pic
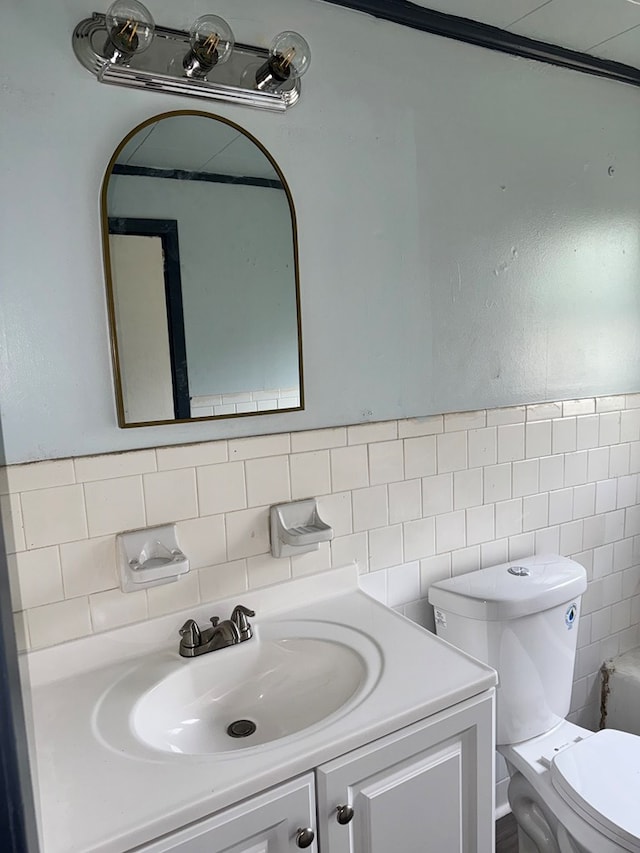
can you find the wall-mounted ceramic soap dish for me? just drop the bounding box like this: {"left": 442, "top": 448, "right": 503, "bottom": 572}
{"left": 270, "top": 499, "right": 333, "bottom": 558}
{"left": 117, "top": 524, "right": 189, "bottom": 592}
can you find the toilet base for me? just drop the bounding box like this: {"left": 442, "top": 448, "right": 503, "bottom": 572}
{"left": 517, "top": 826, "right": 540, "bottom": 853}
{"left": 508, "top": 771, "right": 583, "bottom": 853}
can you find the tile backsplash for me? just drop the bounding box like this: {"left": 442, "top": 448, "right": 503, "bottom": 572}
{"left": 190, "top": 387, "right": 300, "bottom": 418}
{"left": 2, "top": 394, "right": 639, "bottom": 730}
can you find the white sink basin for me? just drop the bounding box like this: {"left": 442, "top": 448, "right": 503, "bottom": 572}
{"left": 99, "top": 619, "right": 382, "bottom": 755}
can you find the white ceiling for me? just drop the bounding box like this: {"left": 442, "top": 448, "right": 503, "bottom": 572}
{"left": 116, "top": 118, "right": 279, "bottom": 179}
{"left": 411, "top": 0, "right": 640, "bottom": 67}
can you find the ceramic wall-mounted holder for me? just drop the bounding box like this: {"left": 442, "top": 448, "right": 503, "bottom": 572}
{"left": 117, "top": 523, "right": 189, "bottom": 592}
{"left": 270, "top": 499, "right": 333, "bottom": 558}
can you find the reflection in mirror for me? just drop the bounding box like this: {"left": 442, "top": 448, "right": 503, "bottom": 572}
{"left": 102, "top": 110, "right": 303, "bottom": 427}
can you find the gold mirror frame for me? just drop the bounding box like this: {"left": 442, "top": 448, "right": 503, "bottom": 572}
{"left": 100, "top": 109, "right": 304, "bottom": 428}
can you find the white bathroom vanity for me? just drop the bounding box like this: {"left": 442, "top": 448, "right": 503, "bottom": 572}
{"left": 22, "top": 567, "right": 497, "bottom": 853}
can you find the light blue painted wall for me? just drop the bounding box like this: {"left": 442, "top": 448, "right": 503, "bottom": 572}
{"left": 108, "top": 173, "right": 299, "bottom": 397}
{"left": 1, "top": 0, "right": 639, "bottom": 462}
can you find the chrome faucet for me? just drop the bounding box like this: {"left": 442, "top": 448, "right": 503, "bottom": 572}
{"left": 178, "top": 605, "right": 255, "bottom": 657}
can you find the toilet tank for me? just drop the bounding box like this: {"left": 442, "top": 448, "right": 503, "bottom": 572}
{"left": 428, "top": 555, "right": 587, "bottom": 746}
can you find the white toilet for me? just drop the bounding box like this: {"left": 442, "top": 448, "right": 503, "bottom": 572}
{"left": 428, "top": 554, "right": 640, "bottom": 853}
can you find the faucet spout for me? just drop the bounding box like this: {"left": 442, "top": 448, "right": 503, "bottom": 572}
{"left": 201, "top": 619, "right": 241, "bottom": 652}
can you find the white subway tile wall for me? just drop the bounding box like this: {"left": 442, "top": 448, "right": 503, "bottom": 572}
{"left": 190, "top": 388, "right": 300, "bottom": 418}
{"left": 2, "top": 395, "right": 640, "bottom": 732}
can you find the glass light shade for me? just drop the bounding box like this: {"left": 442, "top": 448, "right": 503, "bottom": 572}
{"left": 269, "top": 31, "right": 311, "bottom": 81}
{"left": 105, "top": 0, "right": 155, "bottom": 55}
{"left": 189, "top": 15, "right": 235, "bottom": 66}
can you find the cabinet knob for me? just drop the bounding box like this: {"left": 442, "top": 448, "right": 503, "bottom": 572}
{"left": 336, "top": 804, "right": 354, "bottom": 825}
{"left": 295, "top": 827, "right": 315, "bottom": 848}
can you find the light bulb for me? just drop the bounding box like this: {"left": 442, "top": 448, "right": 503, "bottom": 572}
{"left": 269, "top": 31, "right": 311, "bottom": 81}
{"left": 255, "top": 31, "right": 310, "bottom": 92}
{"left": 104, "top": 0, "right": 155, "bottom": 62}
{"left": 183, "top": 15, "right": 235, "bottom": 79}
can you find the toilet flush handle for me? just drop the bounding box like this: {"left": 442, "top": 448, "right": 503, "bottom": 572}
{"left": 508, "top": 565, "right": 531, "bottom": 576}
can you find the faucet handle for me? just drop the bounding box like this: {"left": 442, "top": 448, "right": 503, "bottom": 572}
{"left": 230, "top": 605, "right": 255, "bottom": 640}
{"left": 178, "top": 619, "right": 201, "bottom": 649}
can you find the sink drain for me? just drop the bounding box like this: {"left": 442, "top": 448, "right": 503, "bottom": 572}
{"left": 227, "top": 719, "right": 257, "bottom": 739}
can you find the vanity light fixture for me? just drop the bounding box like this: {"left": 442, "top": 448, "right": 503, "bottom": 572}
{"left": 72, "top": 7, "right": 309, "bottom": 110}
{"left": 255, "top": 31, "right": 311, "bottom": 92}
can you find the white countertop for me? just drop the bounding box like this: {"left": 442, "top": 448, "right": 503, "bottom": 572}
{"left": 23, "top": 566, "right": 497, "bottom": 853}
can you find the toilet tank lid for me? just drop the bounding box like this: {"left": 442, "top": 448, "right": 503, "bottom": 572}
{"left": 428, "top": 555, "right": 587, "bottom": 620}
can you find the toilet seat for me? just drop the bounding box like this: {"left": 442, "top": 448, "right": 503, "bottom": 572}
{"left": 501, "top": 721, "right": 640, "bottom": 853}
{"left": 551, "top": 729, "right": 640, "bottom": 850}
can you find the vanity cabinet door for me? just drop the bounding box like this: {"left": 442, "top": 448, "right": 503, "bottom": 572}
{"left": 316, "top": 692, "right": 494, "bottom": 853}
{"left": 135, "top": 773, "right": 317, "bottom": 853}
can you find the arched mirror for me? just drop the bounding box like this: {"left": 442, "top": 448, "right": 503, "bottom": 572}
{"left": 101, "top": 110, "right": 303, "bottom": 427}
